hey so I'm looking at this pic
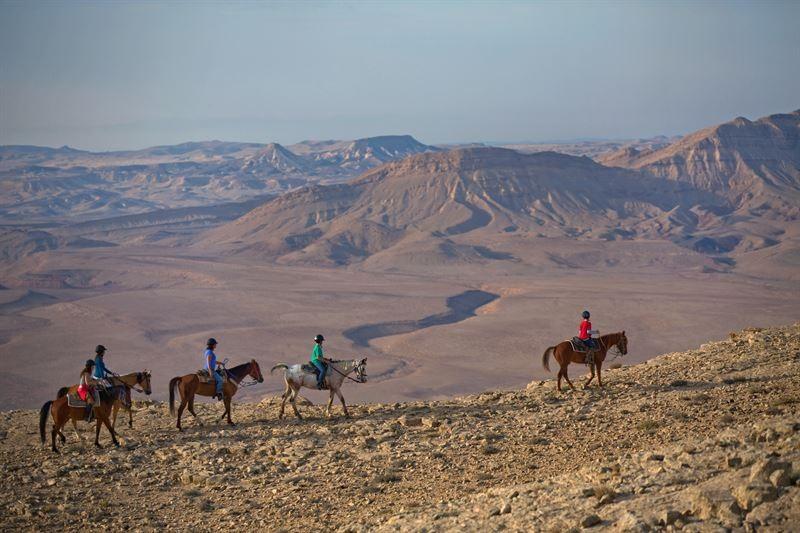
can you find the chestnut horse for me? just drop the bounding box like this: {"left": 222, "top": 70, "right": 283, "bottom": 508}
{"left": 542, "top": 331, "right": 628, "bottom": 391}
{"left": 169, "top": 359, "right": 263, "bottom": 431}
{"left": 40, "top": 386, "right": 124, "bottom": 452}
{"left": 56, "top": 370, "right": 152, "bottom": 430}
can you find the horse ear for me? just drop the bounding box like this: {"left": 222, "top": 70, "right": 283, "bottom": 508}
{"left": 622, "top": 330, "right": 625, "bottom": 335}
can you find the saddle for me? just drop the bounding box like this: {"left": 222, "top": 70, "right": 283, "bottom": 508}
{"left": 569, "top": 338, "right": 597, "bottom": 365}
{"left": 301, "top": 363, "right": 329, "bottom": 389}
{"left": 196, "top": 368, "right": 229, "bottom": 384}
{"left": 67, "top": 392, "right": 89, "bottom": 408}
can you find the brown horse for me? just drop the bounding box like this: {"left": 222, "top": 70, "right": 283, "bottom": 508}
{"left": 169, "top": 359, "right": 263, "bottom": 431}
{"left": 542, "top": 331, "right": 628, "bottom": 391}
{"left": 56, "top": 371, "right": 152, "bottom": 430}
{"left": 40, "top": 386, "right": 124, "bottom": 452}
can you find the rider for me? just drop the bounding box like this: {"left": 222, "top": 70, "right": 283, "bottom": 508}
{"left": 311, "top": 334, "right": 329, "bottom": 389}
{"left": 92, "top": 345, "right": 114, "bottom": 387}
{"left": 578, "top": 310, "right": 599, "bottom": 350}
{"left": 205, "top": 338, "right": 224, "bottom": 400}
{"left": 78, "top": 359, "right": 100, "bottom": 421}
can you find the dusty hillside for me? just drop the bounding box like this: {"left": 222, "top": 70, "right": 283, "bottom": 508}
{"left": 1, "top": 324, "right": 798, "bottom": 531}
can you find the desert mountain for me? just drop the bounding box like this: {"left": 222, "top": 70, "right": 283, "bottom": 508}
{"left": 293, "top": 135, "right": 437, "bottom": 171}
{"left": 203, "top": 147, "right": 718, "bottom": 265}
{"left": 240, "top": 143, "right": 310, "bottom": 175}
{"left": 600, "top": 110, "right": 800, "bottom": 219}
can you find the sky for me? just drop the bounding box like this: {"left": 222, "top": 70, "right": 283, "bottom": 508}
{"left": 0, "top": 1, "right": 798, "bottom": 151}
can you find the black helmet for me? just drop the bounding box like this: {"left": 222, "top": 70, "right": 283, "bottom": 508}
{"left": 85, "top": 359, "right": 95, "bottom": 367}
{"left": 95, "top": 344, "right": 107, "bottom": 355}
{"left": 207, "top": 338, "right": 218, "bottom": 347}
{"left": 582, "top": 310, "right": 590, "bottom": 319}
{"left": 314, "top": 334, "right": 325, "bottom": 342}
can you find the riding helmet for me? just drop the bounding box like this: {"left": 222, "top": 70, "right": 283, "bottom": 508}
{"left": 582, "top": 310, "right": 590, "bottom": 319}
{"left": 207, "top": 338, "right": 218, "bottom": 347}
{"left": 85, "top": 359, "right": 95, "bottom": 367}
{"left": 95, "top": 344, "right": 107, "bottom": 354}
{"left": 314, "top": 334, "right": 325, "bottom": 342}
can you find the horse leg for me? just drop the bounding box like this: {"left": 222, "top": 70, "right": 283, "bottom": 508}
{"left": 223, "top": 396, "right": 234, "bottom": 426}
{"left": 94, "top": 415, "right": 102, "bottom": 448}
{"left": 562, "top": 362, "right": 576, "bottom": 391}
{"left": 336, "top": 389, "right": 350, "bottom": 418}
{"left": 584, "top": 362, "right": 596, "bottom": 389}
{"left": 128, "top": 405, "right": 133, "bottom": 429}
{"left": 290, "top": 386, "right": 302, "bottom": 419}
{"left": 326, "top": 389, "right": 335, "bottom": 417}
{"left": 71, "top": 417, "right": 84, "bottom": 444}
{"left": 51, "top": 418, "right": 62, "bottom": 453}
{"left": 188, "top": 396, "right": 203, "bottom": 426}
{"left": 112, "top": 402, "right": 118, "bottom": 428}
{"left": 103, "top": 413, "right": 120, "bottom": 447}
{"left": 278, "top": 382, "right": 290, "bottom": 419}
{"left": 176, "top": 384, "right": 188, "bottom": 432}
{"left": 596, "top": 360, "right": 604, "bottom": 388}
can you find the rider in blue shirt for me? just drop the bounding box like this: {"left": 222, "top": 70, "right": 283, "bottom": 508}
{"left": 205, "top": 338, "right": 223, "bottom": 400}
{"left": 92, "top": 345, "right": 113, "bottom": 385}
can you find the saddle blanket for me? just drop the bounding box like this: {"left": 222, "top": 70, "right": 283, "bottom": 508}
{"left": 568, "top": 337, "right": 595, "bottom": 353}
{"left": 67, "top": 393, "right": 88, "bottom": 408}
{"left": 196, "top": 369, "right": 229, "bottom": 384}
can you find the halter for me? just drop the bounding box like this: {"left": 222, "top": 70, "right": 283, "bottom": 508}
{"left": 231, "top": 361, "right": 263, "bottom": 388}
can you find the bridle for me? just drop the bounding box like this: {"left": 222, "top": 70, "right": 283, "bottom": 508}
{"left": 236, "top": 361, "right": 264, "bottom": 388}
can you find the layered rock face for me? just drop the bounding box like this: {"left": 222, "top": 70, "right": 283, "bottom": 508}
{"left": 1, "top": 324, "right": 798, "bottom": 531}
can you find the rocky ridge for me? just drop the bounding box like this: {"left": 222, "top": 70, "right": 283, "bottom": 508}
{"left": 0, "top": 324, "right": 798, "bottom": 531}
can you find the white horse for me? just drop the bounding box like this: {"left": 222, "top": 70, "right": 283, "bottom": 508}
{"left": 270, "top": 358, "right": 367, "bottom": 419}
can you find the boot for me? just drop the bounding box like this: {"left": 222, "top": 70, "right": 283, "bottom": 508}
{"left": 86, "top": 406, "right": 94, "bottom": 423}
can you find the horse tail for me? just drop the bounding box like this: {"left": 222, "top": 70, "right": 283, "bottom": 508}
{"left": 169, "top": 377, "right": 180, "bottom": 416}
{"left": 542, "top": 346, "right": 556, "bottom": 373}
{"left": 56, "top": 386, "right": 69, "bottom": 399}
{"left": 270, "top": 363, "right": 289, "bottom": 375}
{"left": 39, "top": 400, "right": 53, "bottom": 444}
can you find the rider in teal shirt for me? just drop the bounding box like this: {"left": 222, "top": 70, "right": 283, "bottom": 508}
{"left": 311, "top": 334, "right": 327, "bottom": 389}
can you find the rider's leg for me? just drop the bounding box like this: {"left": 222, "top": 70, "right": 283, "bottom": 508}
{"left": 213, "top": 372, "right": 223, "bottom": 399}
{"left": 311, "top": 360, "right": 326, "bottom": 389}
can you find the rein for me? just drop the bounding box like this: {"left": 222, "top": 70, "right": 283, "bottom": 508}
{"left": 329, "top": 363, "right": 364, "bottom": 384}
{"left": 224, "top": 362, "right": 261, "bottom": 388}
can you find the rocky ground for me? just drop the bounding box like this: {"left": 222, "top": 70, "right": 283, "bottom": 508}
{"left": 1, "top": 324, "right": 799, "bottom": 531}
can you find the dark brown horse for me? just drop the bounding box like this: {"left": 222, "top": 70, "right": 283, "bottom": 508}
{"left": 542, "top": 331, "right": 628, "bottom": 391}
{"left": 169, "top": 359, "right": 263, "bottom": 431}
{"left": 40, "top": 386, "right": 124, "bottom": 452}
{"left": 56, "top": 371, "right": 152, "bottom": 430}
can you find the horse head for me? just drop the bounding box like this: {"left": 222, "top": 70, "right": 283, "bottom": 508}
{"left": 250, "top": 359, "right": 264, "bottom": 383}
{"left": 355, "top": 358, "right": 368, "bottom": 383}
{"left": 617, "top": 331, "right": 628, "bottom": 355}
{"left": 139, "top": 370, "right": 153, "bottom": 395}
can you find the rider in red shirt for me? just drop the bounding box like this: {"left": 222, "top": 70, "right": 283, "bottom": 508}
{"left": 579, "top": 310, "right": 598, "bottom": 349}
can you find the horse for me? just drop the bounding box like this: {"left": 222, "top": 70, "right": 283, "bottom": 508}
{"left": 270, "top": 358, "right": 367, "bottom": 419}
{"left": 169, "top": 359, "right": 263, "bottom": 431}
{"left": 56, "top": 371, "right": 152, "bottom": 430}
{"left": 541, "top": 331, "right": 628, "bottom": 391}
{"left": 40, "top": 385, "right": 124, "bottom": 453}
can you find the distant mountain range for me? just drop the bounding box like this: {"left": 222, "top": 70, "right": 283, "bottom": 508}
{"left": 2, "top": 110, "right": 799, "bottom": 272}
{"left": 202, "top": 110, "right": 800, "bottom": 266}
{"left": 0, "top": 135, "right": 437, "bottom": 222}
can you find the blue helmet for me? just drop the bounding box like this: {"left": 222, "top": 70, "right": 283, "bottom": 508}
{"left": 582, "top": 310, "right": 590, "bottom": 319}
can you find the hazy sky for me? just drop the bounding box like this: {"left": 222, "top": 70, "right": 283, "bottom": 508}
{"left": 1, "top": 1, "right": 798, "bottom": 150}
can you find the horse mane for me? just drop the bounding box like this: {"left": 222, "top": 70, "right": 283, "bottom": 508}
{"left": 225, "top": 361, "right": 253, "bottom": 380}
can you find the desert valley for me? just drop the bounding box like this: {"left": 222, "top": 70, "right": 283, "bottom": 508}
{"left": 1, "top": 110, "right": 798, "bottom": 409}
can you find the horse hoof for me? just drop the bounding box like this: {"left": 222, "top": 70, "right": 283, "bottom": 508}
{"left": 95, "top": 442, "right": 102, "bottom": 448}
{"left": 52, "top": 447, "right": 59, "bottom": 454}
{"left": 114, "top": 441, "right": 120, "bottom": 448}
